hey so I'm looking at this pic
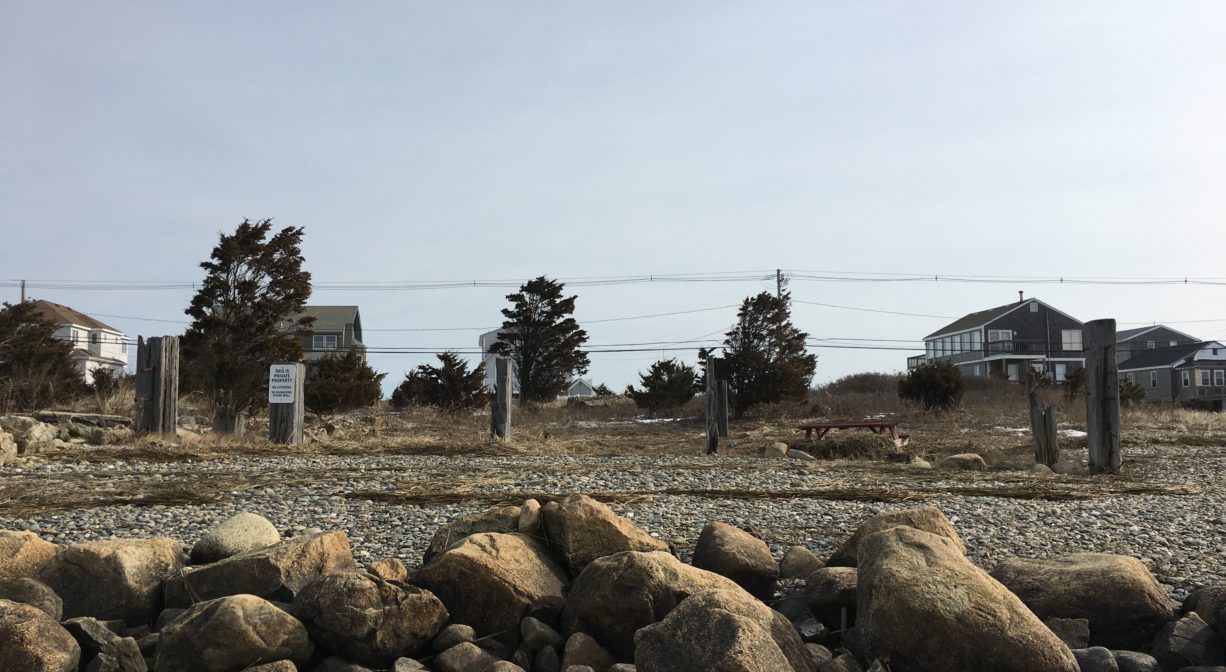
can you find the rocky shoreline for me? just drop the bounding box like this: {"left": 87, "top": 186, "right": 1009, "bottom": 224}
{"left": 2, "top": 495, "right": 1225, "bottom": 671}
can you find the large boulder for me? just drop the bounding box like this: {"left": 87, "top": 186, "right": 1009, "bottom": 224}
{"left": 294, "top": 570, "right": 448, "bottom": 667}
{"left": 1150, "top": 612, "right": 1226, "bottom": 671}
{"left": 826, "top": 506, "right": 965, "bottom": 567}
{"left": 634, "top": 588, "right": 817, "bottom": 672}
{"left": 690, "top": 521, "right": 778, "bottom": 600}
{"left": 164, "top": 531, "right": 355, "bottom": 608}
{"left": 423, "top": 504, "right": 521, "bottom": 563}
{"left": 1183, "top": 585, "right": 1226, "bottom": 629}
{"left": 62, "top": 616, "right": 146, "bottom": 672}
{"left": 0, "top": 598, "right": 81, "bottom": 672}
{"left": 560, "top": 550, "right": 748, "bottom": 660}
{"left": 937, "top": 453, "right": 987, "bottom": 471}
{"left": 542, "top": 494, "right": 670, "bottom": 575}
{"left": 856, "top": 526, "right": 1079, "bottom": 672}
{"left": 36, "top": 537, "right": 182, "bottom": 624}
{"left": 154, "top": 594, "right": 313, "bottom": 672}
{"left": 413, "top": 532, "right": 567, "bottom": 644}
{"left": 0, "top": 530, "right": 61, "bottom": 580}
{"left": 18, "top": 422, "right": 58, "bottom": 454}
{"left": 779, "top": 546, "right": 824, "bottom": 580}
{"left": 190, "top": 512, "right": 281, "bottom": 564}
{"left": 804, "top": 567, "right": 858, "bottom": 629}
{"left": 0, "top": 577, "right": 63, "bottom": 620}
{"left": 990, "top": 553, "right": 1176, "bottom": 650}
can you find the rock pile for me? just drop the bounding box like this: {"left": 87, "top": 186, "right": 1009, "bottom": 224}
{"left": 0, "top": 412, "right": 133, "bottom": 463}
{"left": 1, "top": 498, "right": 1224, "bottom": 671}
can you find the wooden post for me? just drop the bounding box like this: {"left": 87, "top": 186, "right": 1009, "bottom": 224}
{"left": 268, "top": 362, "right": 304, "bottom": 444}
{"left": 1026, "top": 368, "right": 1059, "bottom": 466}
{"left": 716, "top": 379, "right": 729, "bottom": 438}
{"left": 1084, "top": 319, "right": 1121, "bottom": 474}
{"left": 133, "top": 336, "right": 179, "bottom": 435}
{"left": 491, "top": 357, "right": 512, "bottom": 441}
{"left": 705, "top": 359, "right": 719, "bottom": 454}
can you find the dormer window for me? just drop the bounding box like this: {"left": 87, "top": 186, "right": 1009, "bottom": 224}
{"left": 312, "top": 335, "right": 338, "bottom": 351}
{"left": 90, "top": 332, "right": 100, "bottom": 345}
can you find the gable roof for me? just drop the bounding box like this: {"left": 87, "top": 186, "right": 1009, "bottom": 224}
{"left": 297, "top": 306, "right": 360, "bottom": 333}
{"left": 924, "top": 299, "right": 1031, "bottom": 340}
{"left": 29, "top": 300, "right": 120, "bottom": 332}
{"left": 1118, "top": 341, "right": 1219, "bottom": 370}
{"left": 1116, "top": 325, "right": 1198, "bottom": 343}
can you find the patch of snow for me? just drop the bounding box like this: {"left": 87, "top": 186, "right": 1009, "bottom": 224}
{"left": 1059, "top": 429, "right": 1087, "bottom": 438}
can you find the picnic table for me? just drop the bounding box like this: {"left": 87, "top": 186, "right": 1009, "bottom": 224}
{"left": 797, "top": 419, "right": 910, "bottom": 448}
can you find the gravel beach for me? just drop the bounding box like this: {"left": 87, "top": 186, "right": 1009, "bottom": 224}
{"left": 3, "top": 439, "right": 1222, "bottom": 603}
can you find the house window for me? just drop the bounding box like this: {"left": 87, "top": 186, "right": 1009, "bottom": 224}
{"left": 1127, "top": 372, "right": 1135, "bottom": 384}
{"left": 1170, "top": 341, "right": 1178, "bottom": 347}
{"left": 1030, "top": 303, "right": 1038, "bottom": 312}
{"left": 1146, "top": 341, "right": 1155, "bottom": 349}
{"left": 1216, "top": 370, "right": 1225, "bottom": 387}
{"left": 1150, "top": 371, "right": 1159, "bottom": 389}
{"left": 312, "top": 335, "right": 338, "bottom": 351}
{"left": 1182, "top": 371, "right": 1191, "bottom": 388}
{"left": 973, "top": 365, "right": 981, "bottom": 376}
{"left": 988, "top": 329, "right": 1011, "bottom": 342}
{"left": 1054, "top": 363, "right": 1067, "bottom": 382}
{"left": 926, "top": 341, "right": 935, "bottom": 358}
{"left": 1199, "top": 369, "right": 1211, "bottom": 386}
{"left": 90, "top": 332, "right": 100, "bottom": 345}
{"left": 70, "top": 329, "right": 79, "bottom": 345}
{"left": 1061, "top": 330, "right": 1083, "bottom": 352}
{"left": 971, "top": 331, "right": 982, "bottom": 351}
{"left": 121, "top": 342, "right": 127, "bottom": 354}
{"left": 1007, "top": 364, "right": 1020, "bottom": 381}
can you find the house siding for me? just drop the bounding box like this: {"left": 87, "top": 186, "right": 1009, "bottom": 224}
{"left": 920, "top": 300, "right": 1084, "bottom": 380}
{"left": 1117, "top": 327, "right": 1198, "bottom": 365}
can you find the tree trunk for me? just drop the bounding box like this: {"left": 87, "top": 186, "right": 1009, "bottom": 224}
{"left": 213, "top": 406, "right": 246, "bottom": 436}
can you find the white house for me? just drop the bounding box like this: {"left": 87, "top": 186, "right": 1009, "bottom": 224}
{"left": 31, "top": 300, "right": 129, "bottom": 380}
{"left": 560, "top": 378, "right": 597, "bottom": 399}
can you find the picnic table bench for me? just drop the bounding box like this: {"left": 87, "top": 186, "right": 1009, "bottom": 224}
{"left": 797, "top": 419, "right": 910, "bottom": 448}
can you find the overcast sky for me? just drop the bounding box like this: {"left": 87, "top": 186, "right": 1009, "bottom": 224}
{"left": 2, "top": 2, "right": 1224, "bottom": 393}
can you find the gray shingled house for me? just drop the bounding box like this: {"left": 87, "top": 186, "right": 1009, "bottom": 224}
{"left": 1119, "top": 340, "right": 1226, "bottom": 407}
{"left": 1115, "top": 325, "right": 1198, "bottom": 366}
{"left": 291, "top": 306, "right": 365, "bottom": 364}
{"left": 907, "top": 295, "right": 1085, "bottom": 383}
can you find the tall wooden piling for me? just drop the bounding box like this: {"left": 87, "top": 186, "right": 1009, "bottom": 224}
{"left": 133, "top": 336, "right": 179, "bottom": 435}
{"left": 705, "top": 359, "right": 719, "bottom": 454}
{"left": 491, "top": 357, "right": 512, "bottom": 441}
{"left": 1084, "top": 319, "right": 1121, "bottom": 474}
{"left": 268, "top": 362, "right": 304, "bottom": 445}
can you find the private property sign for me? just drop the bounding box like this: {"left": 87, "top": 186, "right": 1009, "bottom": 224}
{"left": 268, "top": 364, "right": 297, "bottom": 403}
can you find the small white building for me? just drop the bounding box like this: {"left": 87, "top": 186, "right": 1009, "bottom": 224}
{"left": 31, "top": 300, "right": 129, "bottom": 380}
{"left": 560, "top": 378, "right": 597, "bottom": 399}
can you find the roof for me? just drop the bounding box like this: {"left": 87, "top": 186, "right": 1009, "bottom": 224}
{"left": 1118, "top": 341, "right": 1216, "bottom": 370}
{"left": 29, "top": 300, "right": 120, "bottom": 332}
{"left": 925, "top": 300, "right": 1032, "bottom": 340}
{"left": 296, "top": 306, "right": 360, "bottom": 333}
{"left": 1116, "top": 325, "right": 1198, "bottom": 343}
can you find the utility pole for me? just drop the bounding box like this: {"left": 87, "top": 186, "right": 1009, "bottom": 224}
{"left": 776, "top": 269, "right": 783, "bottom": 299}
{"left": 20, "top": 280, "right": 25, "bottom": 302}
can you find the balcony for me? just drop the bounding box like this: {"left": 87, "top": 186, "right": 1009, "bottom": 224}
{"left": 984, "top": 339, "right": 1050, "bottom": 356}
{"left": 907, "top": 354, "right": 926, "bottom": 370}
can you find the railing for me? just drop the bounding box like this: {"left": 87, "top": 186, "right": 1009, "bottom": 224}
{"left": 906, "top": 355, "right": 926, "bottom": 370}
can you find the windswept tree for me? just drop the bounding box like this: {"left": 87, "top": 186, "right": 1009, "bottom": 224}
{"left": 489, "top": 276, "right": 589, "bottom": 403}
{"left": 182, "top": 220, "right": 313, "bottom": 433}
{"left": 304, "top": 347, "right": 386, "bottom": 415}
{"left": 719, "top": 292, "right": 817, "bottom": 417}
{"left": 390, "top": 352, "right": 487, "bottom": 413}
{"left": 0, "top": 301, "right": 84, "bottom": 412}
{"left": 626, "top": 358, "right": 697, "bottom": 417}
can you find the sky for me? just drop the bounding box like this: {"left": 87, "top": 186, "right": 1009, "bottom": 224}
{"left": 2, "top": 2, "right": 1224, "bottom": 393}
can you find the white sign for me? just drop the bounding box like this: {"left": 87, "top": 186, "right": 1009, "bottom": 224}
{"left": 268, "top": 364, "right": 297, "bottom": 404}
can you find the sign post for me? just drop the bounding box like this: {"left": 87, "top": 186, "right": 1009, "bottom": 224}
{"left": 268, "top": 362, "right": 304, "bottom": 445}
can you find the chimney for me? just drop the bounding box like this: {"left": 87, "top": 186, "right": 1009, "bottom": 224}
{"left": 1018, "top": 290, "right": 1024, "bottom": 303}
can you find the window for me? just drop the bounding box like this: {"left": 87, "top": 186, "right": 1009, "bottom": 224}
{"left": 1199, "top": 369, "right": 1211, "bottom": 386}
{"left": 959, "top": 332, "right": 970, "bottom": 353}
{"left": 1146, "top": 341, "right": 1155, "bottom": 349}
{"left": 1007, "top": 364, "right": 1019, "bottom": 381}
{"left": 1150, "top": 371, "right": 1159, "bottom": 389}
{"left": 1054, "top": 363, "right": 1067, "bottom": 382}
{"left": 312, "top": 334, "right": 338, "bottom": 351}
{"left": 1170, "top": 341, "right": 1178, "bottom": 347}
{"left": 926, "top": 341, "right": 935, "bottom": 358}
{"left": 90, "top": 332, "right": 100, "bottom": 345}
{"left": 1182, "top": 371, "right": 1191, "bottom": 388}
{"left": 971, "top": 331, "right": 982, "bottom": 351}
{"left": 988, "top": 329, "right": 1011, "bottom": 342}
{"left": 1127, "top": 372, "right": 1135, "bottom": 384}
{"left": 121, "top": 342, "right": 127, "bottom": 355}
{"left": 1216, "top": 370, "right": 1224, "bottom": 387}
{"left": 1061, "top": 329, "right": 1083, "bottom": 352}
{"left": 973, "top": 365, "right": 981, "bottom": 376}
{"left": 70, "top": 329, "right": 79, "bottom": 345}
{"left": 1030, "top": 302, "right": 1038, "bottom": 312}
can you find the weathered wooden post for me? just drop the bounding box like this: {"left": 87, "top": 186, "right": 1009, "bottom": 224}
{"left": 491, "top": 357, "right": 512, "bottom": 441}
{"left": 716, "top": 379, "right": 730, "bottom": 438}
{"left": 705, "top": 359, "right": 719, "bottom": 454}
{"left": 268, "top": 362, "right": 304, "bottom": 445}
{"left": 1084, "top": 319, "right": 1121, "bottom": 474}
{"left": 1026, "top": 368, "right": 1059, "bottom": 466}
{"left": 133, "top": 335, "right": 179, "bottom": 435}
